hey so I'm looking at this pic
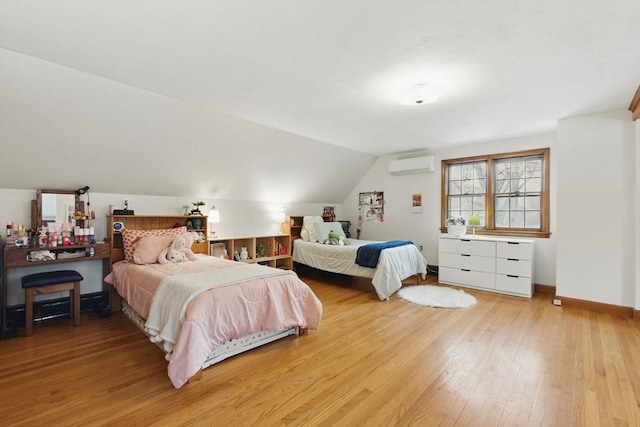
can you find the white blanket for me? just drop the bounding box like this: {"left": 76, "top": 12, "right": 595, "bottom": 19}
{"left": 293, "top": 239, "right": 427, "bottom": 300}
{"left": 145, "top": 263, "right": 292, "bottom": 354}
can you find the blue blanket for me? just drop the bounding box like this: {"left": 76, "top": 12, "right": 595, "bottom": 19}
{"left": 355, "top": 240, "right": 413, "bottom": 268}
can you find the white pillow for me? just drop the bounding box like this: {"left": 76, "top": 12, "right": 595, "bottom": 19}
{"left": 300, "top": 228, "right": 310, "bottom": 241}
{"left": 313, "top": 222, "right": 346, "bottom": 242}
{"left": 302, "top": 215, "right": 324, "bottom": 227}
{"left": 303, "top": 216, "right": 324, "bottom": 243}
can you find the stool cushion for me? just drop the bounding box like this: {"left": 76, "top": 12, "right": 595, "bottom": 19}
{"left": 22, "top": 270, "right": 84, "bottom": 288}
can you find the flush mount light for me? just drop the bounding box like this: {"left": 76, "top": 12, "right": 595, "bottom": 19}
{"left": 399, "top": 83, "right": 442, "bottom": 105}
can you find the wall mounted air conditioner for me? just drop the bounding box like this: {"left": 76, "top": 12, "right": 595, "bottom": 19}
{"left": 388, "top": 155, "right": 435, "bottom": 175}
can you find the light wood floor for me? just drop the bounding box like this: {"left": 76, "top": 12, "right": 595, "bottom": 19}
{"left": 1, "top": 270, "right": 639, "bottom": 426}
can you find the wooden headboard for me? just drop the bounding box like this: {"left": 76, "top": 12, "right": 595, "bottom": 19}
{"left": 107, "top": 214, "right": 209, "bottom": 266}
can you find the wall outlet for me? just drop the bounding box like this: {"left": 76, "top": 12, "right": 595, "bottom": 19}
{"left": 123, "top": 198, "right": 130, "bottom": 209}
{"left": 552, "top": 299, "right": 562, "bottom": 306}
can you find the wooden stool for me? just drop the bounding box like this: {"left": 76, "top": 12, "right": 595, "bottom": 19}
{"left": 21, "top": 270, "right": 83, "bottom": 337}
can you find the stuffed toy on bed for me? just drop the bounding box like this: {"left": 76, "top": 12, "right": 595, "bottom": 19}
{"left": 158, "top": 233, "right": 198, "bottom": 264}
{"left": 324, "top": 230, "right": 349, "bottom": 246}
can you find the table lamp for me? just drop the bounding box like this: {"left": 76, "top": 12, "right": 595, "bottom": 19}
{"left": 468, "top": 214, "right": 481, "bottom": 235}
{"left": 208, "top": 207, "right": 220, "bottom": 237}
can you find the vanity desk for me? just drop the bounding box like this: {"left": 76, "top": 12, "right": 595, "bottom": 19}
{"left": 1, "top": 242, "right": 111, "bottom": 338}
{"left": 1, "top": 187, "right": 110, "bottom": 338}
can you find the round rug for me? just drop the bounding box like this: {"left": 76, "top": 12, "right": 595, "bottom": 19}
{"left": 397, "top": 285, "right": 477, "bottom": 308}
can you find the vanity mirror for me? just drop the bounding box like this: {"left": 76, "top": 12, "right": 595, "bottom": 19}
{"left": 33, "top": 189, "right": 81, "bottom": 230}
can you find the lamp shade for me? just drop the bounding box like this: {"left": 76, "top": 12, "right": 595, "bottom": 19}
{"left": 208, "top": 208, "right": 220, "bottom": 223}
{"left": 468, "top": 214, "right": 481, "bottom": 226}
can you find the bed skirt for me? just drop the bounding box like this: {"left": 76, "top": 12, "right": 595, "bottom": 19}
{"left": 121, "top": 301, "right": 297, "bottom": 369}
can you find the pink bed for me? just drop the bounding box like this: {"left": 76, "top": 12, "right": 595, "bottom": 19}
{"left": 105, "top": 255, "right": 322, "bottom": 388}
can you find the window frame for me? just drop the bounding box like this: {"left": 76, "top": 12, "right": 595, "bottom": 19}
{"left": 440, "top": 148, "right": 551, "bottom": 238}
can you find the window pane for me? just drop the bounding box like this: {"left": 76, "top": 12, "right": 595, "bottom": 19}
{"left": 526, "top": 160, "right": 541, "bottom": 177}
{"left": 510, "top": 211, "right": 524, "bottom": 228}
{"left": 495, "top": 162, "right": 509, "bottom": 180}
{"left": 462, "top": 179, "right": 474, "bottom": 194}
{"left": 472, "top": 195, "right": 485, "bottom": 211}
{"left": 461, "top": 164, "right": 474, "bottom": 180}
{"left": 449, "top": 181, "right": 461, "bottom": 195}
{"left": 511, "top": 179, "right": 525, "bottom": 193}
{"left": 474, "top": 162, "right": 487, "bottom": 178}
{"left": 510, "top": 161, "right": 525, "bottom": 178}
{"left": 495, "top": 179, "right": 510, "bottom": 193}
{"left": 474, "top": 178, "right": 486, "bottom": 193}
{"left": 495, "top": 195, "right": 509, "bottom": 211}
{"left": 449, "top": 164, "right": 461, "bottom": 180}
{"left": 449, "top": 196, "right": 460, "bottom": 211}
{"left": 526, "top": 177, "right": 541, "bottom": 192}
{"left": 525, "top": 211, "right": 540, "bottom": 228}
{"left": 510, "top": 196, "right": 524, "bottom": 210}
{"left": 525, "top": 195, "right": 540, "bottom": 210}
{"left": 460, "top": 195, "right": 472, "bottom": 210}
{"left": 495, "top": 211, "right": 509, "bottom": 227}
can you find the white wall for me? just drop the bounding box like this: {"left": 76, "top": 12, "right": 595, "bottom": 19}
{"left": 0, "top": 49, "right": 377, "bottom": 203}
{"left": 635, "top": 119, "right": 640, "bottom": 311}
{"left": 0, "top": 188, "right": 338, "bottom": 306}
{"left": 556, "top": 109, "right": 636, "bottom": 307}
{"left": 342, "top": 132, "right": 557, "bottom": 287}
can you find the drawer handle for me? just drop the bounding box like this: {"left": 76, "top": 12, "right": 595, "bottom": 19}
{"left": 461, "top": 239, "right": 471, "bottom": 242}
{"left": 507, "top": 258, "right": 519, "bottom": 261}
{"left": 507, "top": 242, "right": 519, "bottom": 245}
{"left": 461, "top": 254, "right": 471, "bottom": 257}
{"left": 461, "top": 269, "right": 471, "bottom": 272}
{"left": 507, "top": 274, "right": 519, "bottom": 278}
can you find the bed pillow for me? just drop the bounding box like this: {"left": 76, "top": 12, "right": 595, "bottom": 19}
{"left": 313, "top": 221, "right": 347, "bottom": 243}
{"left": 300, "top": 228, "right": 310, "bottom": 241}
{"left": 302, "top": 216, "right": 324, "bottom": 243}
{"left": 122, "top": 226, "right": 187, "bottom": 262}
{"left": 132, "top": 235, "right": 175, "bottom": 265}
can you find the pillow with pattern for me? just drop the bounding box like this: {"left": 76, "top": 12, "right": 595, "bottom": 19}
{"left": 121, "top": 226, "right": 187, "bottom": 262}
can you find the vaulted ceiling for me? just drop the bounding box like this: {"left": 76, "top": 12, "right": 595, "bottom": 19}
{"left": 1, "top": 1, "right": 638, "bottom": 202}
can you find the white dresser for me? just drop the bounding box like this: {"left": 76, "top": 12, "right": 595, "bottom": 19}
{"left": 438, "top": 235, "right": 534, "bottom": 298}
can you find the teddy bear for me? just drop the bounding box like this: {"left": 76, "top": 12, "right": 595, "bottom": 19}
{"left": 158, "top": 233, "right": 198, "bottom": 264}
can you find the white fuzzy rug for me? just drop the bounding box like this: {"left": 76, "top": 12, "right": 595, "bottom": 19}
{"left": 397, "top": 285, "right": 477, "bottom": 308}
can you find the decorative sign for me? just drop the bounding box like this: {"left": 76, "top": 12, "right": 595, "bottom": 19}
{"left": 412, "top": 193, "right": 422, "bottom": 213}
{"left": 357, "top": 191, "right": 384, "bottom": 239}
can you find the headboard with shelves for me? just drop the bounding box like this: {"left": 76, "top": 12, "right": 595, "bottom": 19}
{"left": 107, "top": 214, "right": 208, "bottom": 265}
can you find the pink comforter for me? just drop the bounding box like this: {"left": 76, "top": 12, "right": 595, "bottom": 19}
{"left": 105, "top": 255, "right": 322, "bottom": 388}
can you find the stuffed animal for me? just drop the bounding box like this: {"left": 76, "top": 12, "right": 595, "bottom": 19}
{"left": 158, "top": 233, "right": 198, "bottom": 264}
{"left": 327, "top": 230, "right": 349, "bottom": 246}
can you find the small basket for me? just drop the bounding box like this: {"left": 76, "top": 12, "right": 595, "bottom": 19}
{"left": 447, "top": 224, "right": 467, "bottom": 237}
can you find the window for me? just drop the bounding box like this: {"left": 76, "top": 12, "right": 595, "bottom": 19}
{"left": 441, "top": 148, "right": 550, "bottom": 238}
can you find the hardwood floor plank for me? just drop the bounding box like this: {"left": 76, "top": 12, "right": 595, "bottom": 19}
{"left": 1, "top": 271, "right": 639, "bottom": 426}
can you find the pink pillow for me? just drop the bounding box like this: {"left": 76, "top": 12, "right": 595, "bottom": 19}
{"left": 132, "top": 235, "right": 175, "bottom": 265}
{"left": 121, "top": 227, "right": 187, "bottom": 262}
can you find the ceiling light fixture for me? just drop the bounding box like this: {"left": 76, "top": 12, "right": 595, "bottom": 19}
{"left": 399, "top": 83, "right": 442, "bottom": 105}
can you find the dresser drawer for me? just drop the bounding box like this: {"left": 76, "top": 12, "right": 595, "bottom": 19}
{"left": 439, "top": 252, "right": 496, "bottom": 273}
{"left": 440, "top": 238, "right": 496, "bottom": 257}
{"left": 439, "top": 267, "right": 495, "bottom": 289}
{"left": 496, "top": 241, "right": 533, "bottom": 260}
{"left": 496, "top": 258, "right": 532, "bottom": 277}
{"left": 495, "top": 274, "right": 533, "bottom": 297}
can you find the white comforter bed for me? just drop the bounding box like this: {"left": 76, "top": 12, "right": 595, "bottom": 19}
{"left": 292, "top": 239, "right": 427, "bottom": 300}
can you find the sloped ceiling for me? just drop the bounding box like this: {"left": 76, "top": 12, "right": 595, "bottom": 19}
{"left": 0, "top": 1, "right": 638, "bottom": 202}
